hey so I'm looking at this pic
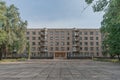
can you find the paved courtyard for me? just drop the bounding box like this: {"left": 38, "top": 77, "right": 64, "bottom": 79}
{"left": 0, "top": 59, "right": 120, "bottom": 80}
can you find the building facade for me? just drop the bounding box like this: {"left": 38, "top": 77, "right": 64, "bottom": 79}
{"left": 26, "top": 28, "right": 102, "bottom": 59}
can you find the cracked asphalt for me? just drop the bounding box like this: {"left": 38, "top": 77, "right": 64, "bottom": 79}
{"left": 0, "top": 59, "right": 120, "bottom": 80}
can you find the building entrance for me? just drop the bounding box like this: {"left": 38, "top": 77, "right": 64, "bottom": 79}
{"left": 54, "top": 52, "right": 66, "bottom": 59}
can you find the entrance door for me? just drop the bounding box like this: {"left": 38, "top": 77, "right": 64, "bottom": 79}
{"left": 55, "top": 52, "right": 66, "bottom": 59}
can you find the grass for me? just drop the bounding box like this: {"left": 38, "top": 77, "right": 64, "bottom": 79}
{"left": 0, "top": 58, "right": 27, "bottom": 63}
{"left": 93, "top": 58, "right": 120, "bottom": 63}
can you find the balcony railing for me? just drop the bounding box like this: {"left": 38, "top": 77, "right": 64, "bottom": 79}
{"left": 41, "top": 49, "right": 48, "bottom": 52}
{"left": 41, "top": 32, "right": 45, "bottom": 36}
{"left": 73, "top": 50, "right": 79, "bottom": 52}
{"left": 74, "top": 33, "right": 79, "bottom": 37}
{"left": 74, "top": 29, "right": 79, "bottom": 32}
{"left": 73, "top": 44, "right": 79, "bottom": 47}
{"left": 74, "top": 39, "right": 79, "bottom": 41}
{"left": 41, "top": 29, "right": 45, "bottom": 32}
{"left": 41, "top": 44, "right": 47, "bottom": 47}
{"left": 41, "top": 38, "right": 46, "bottom": 41}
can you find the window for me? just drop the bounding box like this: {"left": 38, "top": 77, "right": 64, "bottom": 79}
{"left": 32, "top": 31, "right": 36, "bottom": 35}
{"left": 38, "top": 47, "right": 41, "bottom": 51}
{"left": 96, "top": 37, "right": 99, "bottom": 40}
{"left": 67, "top": 37, "right": 70, "bottom": 40}
{"left": 84, "top": 47, "right": 88, "bottom": 51}
{"left": 90, "top": 47, "right": 94, "bottom": 51}
{"left": 61, "top": 47, "right": 65, "bottom": 51}
{"left": 55, "top": 31, "right": 59, "bottom": 35}
{"left": 90, "top": 32, "right": 94, "bottom": 35}
{"left": 32, "top": 47, "right": 36, "bottom": 51}
{"left": 96, "top": 47, "right": 99, "bottom": 51}
{"left": 45, "top": 36, "right": 47, "bottom": 40}
{"left": 84, "top": 32, "right": 88, "bottom": 35}
{"left": 45, "top": 47, "right": 48, "bottom": 51}
{"left": 50, "top": 37, "right": 53, "bottom": 40}
{"left": 80, "top": 52, "right": 83, "bottom": 56}
{"left": 38, "top": 37, "right": 40, "bottom": 40}
{"left": 67, "top": 42, "right": 70, "bottom": 45}
{"left": 50, "top": 42, "right": 53, "bottom": 46}
{"left": 90, "top": 42, "right": 94, "bottom": 46}
{"left": 32, "top": 52, "right": 36, "bottom": 56}
{"left": 84, "top": 37, "right": 88, "bottom": 40}
{"left": 50, "top": 47, "right": 53, "bottom": 51}
{"left": 90, "top": 37, "right": 93, "bottom": 40}
{"left": 96, "top": 42, "right": 99, "bottom": 45}
{"left": 80, "top": 42, "right": 82, "bottom": 45}
{"left": 67, "top": 47, "right": 70, "bottom": 50}
{"left": 61, "top": 42, "right": 65, "bottom": 46}
{"left": 97, "top": 52, "right": 99, "bottom": 56}
{"left": 61, "top": 36, "right": 64, "bottom": 40}
{"left": 55, "top": 42, "right": 59, "bottom": 46}
{"left": 32, "top": 37, "right": 36, "bottom": 40}
{"left": 55, "top": 47, "right": 59, "bottom": 51}
{"left": 80, "top": 47, "right": 82, "bottom": 50}
{"left": 55, "top": 36, "right": 59, "bottom": 40}
{"left": 38, "top": 31, "right": 41, "bottom": 35}
{"left": 61, "top": 31, "right": 64, "bottom": 34}
{"left": 96, "top": 31, "right": 99, "bottom": 35}
{"left": 67, "top": 32, "right": 70, "bottom": 35}
{"left": 84, "top": 52, "right": 89, "bottom": 56}
{"left": 32, "top": 42, "right": 36, "bottom": 45}
{"left": 80, "top": 37, "right": 82, "bottom": 40}
{"left": 38, "top": 42, "right": 40, "bottom": 45}
{"left": 90, "top": 52, "right": 94, "bottom": 56}
{"left": 26, "top": 32, "right": 29, "bottom": 35}
{"left": 50, "top": 31, "right": 53, "bottom": 35}
{"left": 84, "top": 42, "right": 88, "bottom": 46}
{"left": 79, "top": 32, "right": 82, "bottom": 35}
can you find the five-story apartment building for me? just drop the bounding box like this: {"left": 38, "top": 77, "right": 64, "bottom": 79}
{"left": 26, "top": 28, "right": 102, "bottom": 59}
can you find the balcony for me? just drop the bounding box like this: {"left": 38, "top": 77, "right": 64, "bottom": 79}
{"left": 41, "top": 49, "right": 48, "bottom": 52}
{"left": 41, "top": 29, "right": 45, "bottom": 32}
{"left": 41, "top": 44, "right": 47, "bottom": 47}
{"left": 41, "top": 38, "right": 46, "bottom": 41}
{"left": 74, "top": 39, "right": 79, "bottom": 41}
{"left": 41, "top": 39, "right": 45, "bottom": 41}
{"left": 41, "top": 32, "right": 45, "bottom": 36}
{"left": 73, "top": 49, "right": 79, "bottom": 52}
{"left": 74, "top": 29, "right": 79, "bottom": 32}
{"left": 74, "top": 33, "right": 79, "bottom": 37}
{"left": 73, "top": 44, "right": 79, "bottom": 47}
{"left": 73, "top": 47, "right": 79, "bottom": 51}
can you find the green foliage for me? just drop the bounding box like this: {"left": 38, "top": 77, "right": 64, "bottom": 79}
{"left": 85, "top": 0, "right": 108, "bottom": 12}
{"left": 85, "top": 0, "right": 93, "bottom": 4}
{"left": 26, "top": 42, "right": 31, "bottom": 60}
{"left": 0, "top": 1, "right": 27, "bottom": 59}
{"left": 85, "top": 0, "right": 120, "bottom": 60}
{"left": 93, "top": 58, "right": 120, "bottom": 63}
{"left": 0, "top": 30, "right": 7, "bottom": 47}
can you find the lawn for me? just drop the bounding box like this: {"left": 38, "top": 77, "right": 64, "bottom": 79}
{"left": 0, "top": 58, "right": 27, "bottom": 63}
{"left": 93, "top": 58, "right": 120, "bottom": 63}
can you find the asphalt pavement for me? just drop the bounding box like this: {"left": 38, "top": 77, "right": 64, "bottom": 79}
{"left": 0, "top": 59, "right": 120, "bottom": 80}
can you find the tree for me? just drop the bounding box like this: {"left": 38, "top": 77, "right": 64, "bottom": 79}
{"left": 0, "top": 1, "right": 27, "bottom": 59}
{"left": 85, "top": 0, "right": 120, "bottom": 60}
{"left": 0, "top": 30, "right": 7, "bottom": 60}
{"left": 26, "top": 42, "right": 31, "bottom": 60}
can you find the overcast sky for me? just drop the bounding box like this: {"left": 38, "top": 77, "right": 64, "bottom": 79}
{"left": 5, "top": 0, "right": 104, "bottom": 28}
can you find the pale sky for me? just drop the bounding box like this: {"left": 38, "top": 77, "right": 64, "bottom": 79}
{"left": 5, "top": 0, "right": 104, "bottom": 28}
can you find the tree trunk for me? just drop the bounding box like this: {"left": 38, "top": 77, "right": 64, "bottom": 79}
{"left": 0, "top": 48, "right": 2, "bottom": 60}
{"left": 118, "top": 55, "right": 120, "bottom": 61}
{"left": 110, "top": 54, "right": 115, "bottom": 59}
{"left": 4, "top": 46, "right": 7, "bottom": 59}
